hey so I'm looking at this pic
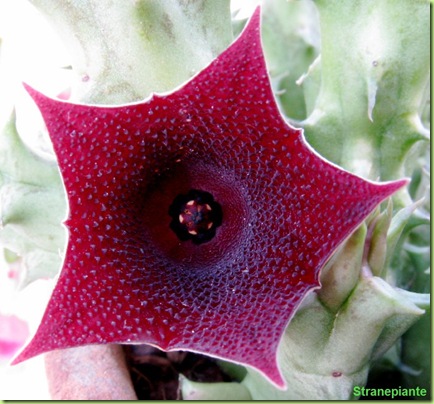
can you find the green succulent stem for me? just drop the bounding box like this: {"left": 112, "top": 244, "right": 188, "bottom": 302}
{"left": 0, "top": 112, "right": 66, "bottom": 286}
{"left": 303, "top": 0, "right": 429, "bottom": 190}
{"left": 29, "top": 0, "right": 232, "bottom": 104}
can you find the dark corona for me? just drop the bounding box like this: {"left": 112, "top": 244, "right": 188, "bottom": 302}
{"left": 169, "top": 189, "right": 223, "bottom": 245}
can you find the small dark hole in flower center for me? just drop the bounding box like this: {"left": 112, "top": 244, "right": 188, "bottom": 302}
{"left": 169, "top": 189, "right": 223, "bottom": 245}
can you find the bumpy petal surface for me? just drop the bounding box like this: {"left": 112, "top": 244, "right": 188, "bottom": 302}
{"left": 13, "top": 8, "right": 406, "bottom": 388}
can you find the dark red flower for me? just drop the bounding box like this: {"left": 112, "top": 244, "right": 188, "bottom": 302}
{"left": 13, "top": 8, "right": 406, "bottom": 388}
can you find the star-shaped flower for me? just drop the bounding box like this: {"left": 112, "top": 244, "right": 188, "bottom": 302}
{"left": 13, "top": 8, "right": 406, "bottom": 388}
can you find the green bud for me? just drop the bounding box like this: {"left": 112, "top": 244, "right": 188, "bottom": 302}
{"left": 318, "top": 223, "right": 366, "bottom": 311}
{"left": 367, "top": 200, "right": 392, "bottom": 277}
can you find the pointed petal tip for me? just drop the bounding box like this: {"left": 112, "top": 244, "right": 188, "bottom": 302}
{"left": 234, "top": 4, "right": 262, "bottom": 42}
{"left": 252, "top": 4, "right": 262, "bottom": 19}
{"left": 246, "top": 4, "right": 262, "bottom": 33}
{"left": 261, "top": 370, "right": 287, "bottom": 391}
{"left": 379, "top": 177, "right": 409, "bottom": 196}
{"left": 361, "top": 177, "right": 409, "bottom": 213}
{"left": 10, "top": 333, "right": 44, "bottom": 366}
{"left": 10, "top": 346, "right": 30, "bottom": 366}
{"left": 22, "top": 82, "right": 39, "bottom": 99}
{"left": 272, "top": 377, "right": 287, "bottom": 391}
{"left": 22, "top": 82, "right": 51, "bottom": 108}
{"left": 252, "top": 359, "right": 287, "bottom": 391}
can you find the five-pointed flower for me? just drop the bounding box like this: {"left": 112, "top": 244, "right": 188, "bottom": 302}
{"left": 13, "top": 8, "right": 406, "bottom": 388}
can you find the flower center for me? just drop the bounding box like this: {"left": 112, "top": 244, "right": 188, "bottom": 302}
{"left": 169, "top": 189, "right": 223, "bottom": 245}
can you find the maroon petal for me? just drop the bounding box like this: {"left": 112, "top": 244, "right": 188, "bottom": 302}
{"left": 13, "top": 8, "right": 406, "bottom": 388}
